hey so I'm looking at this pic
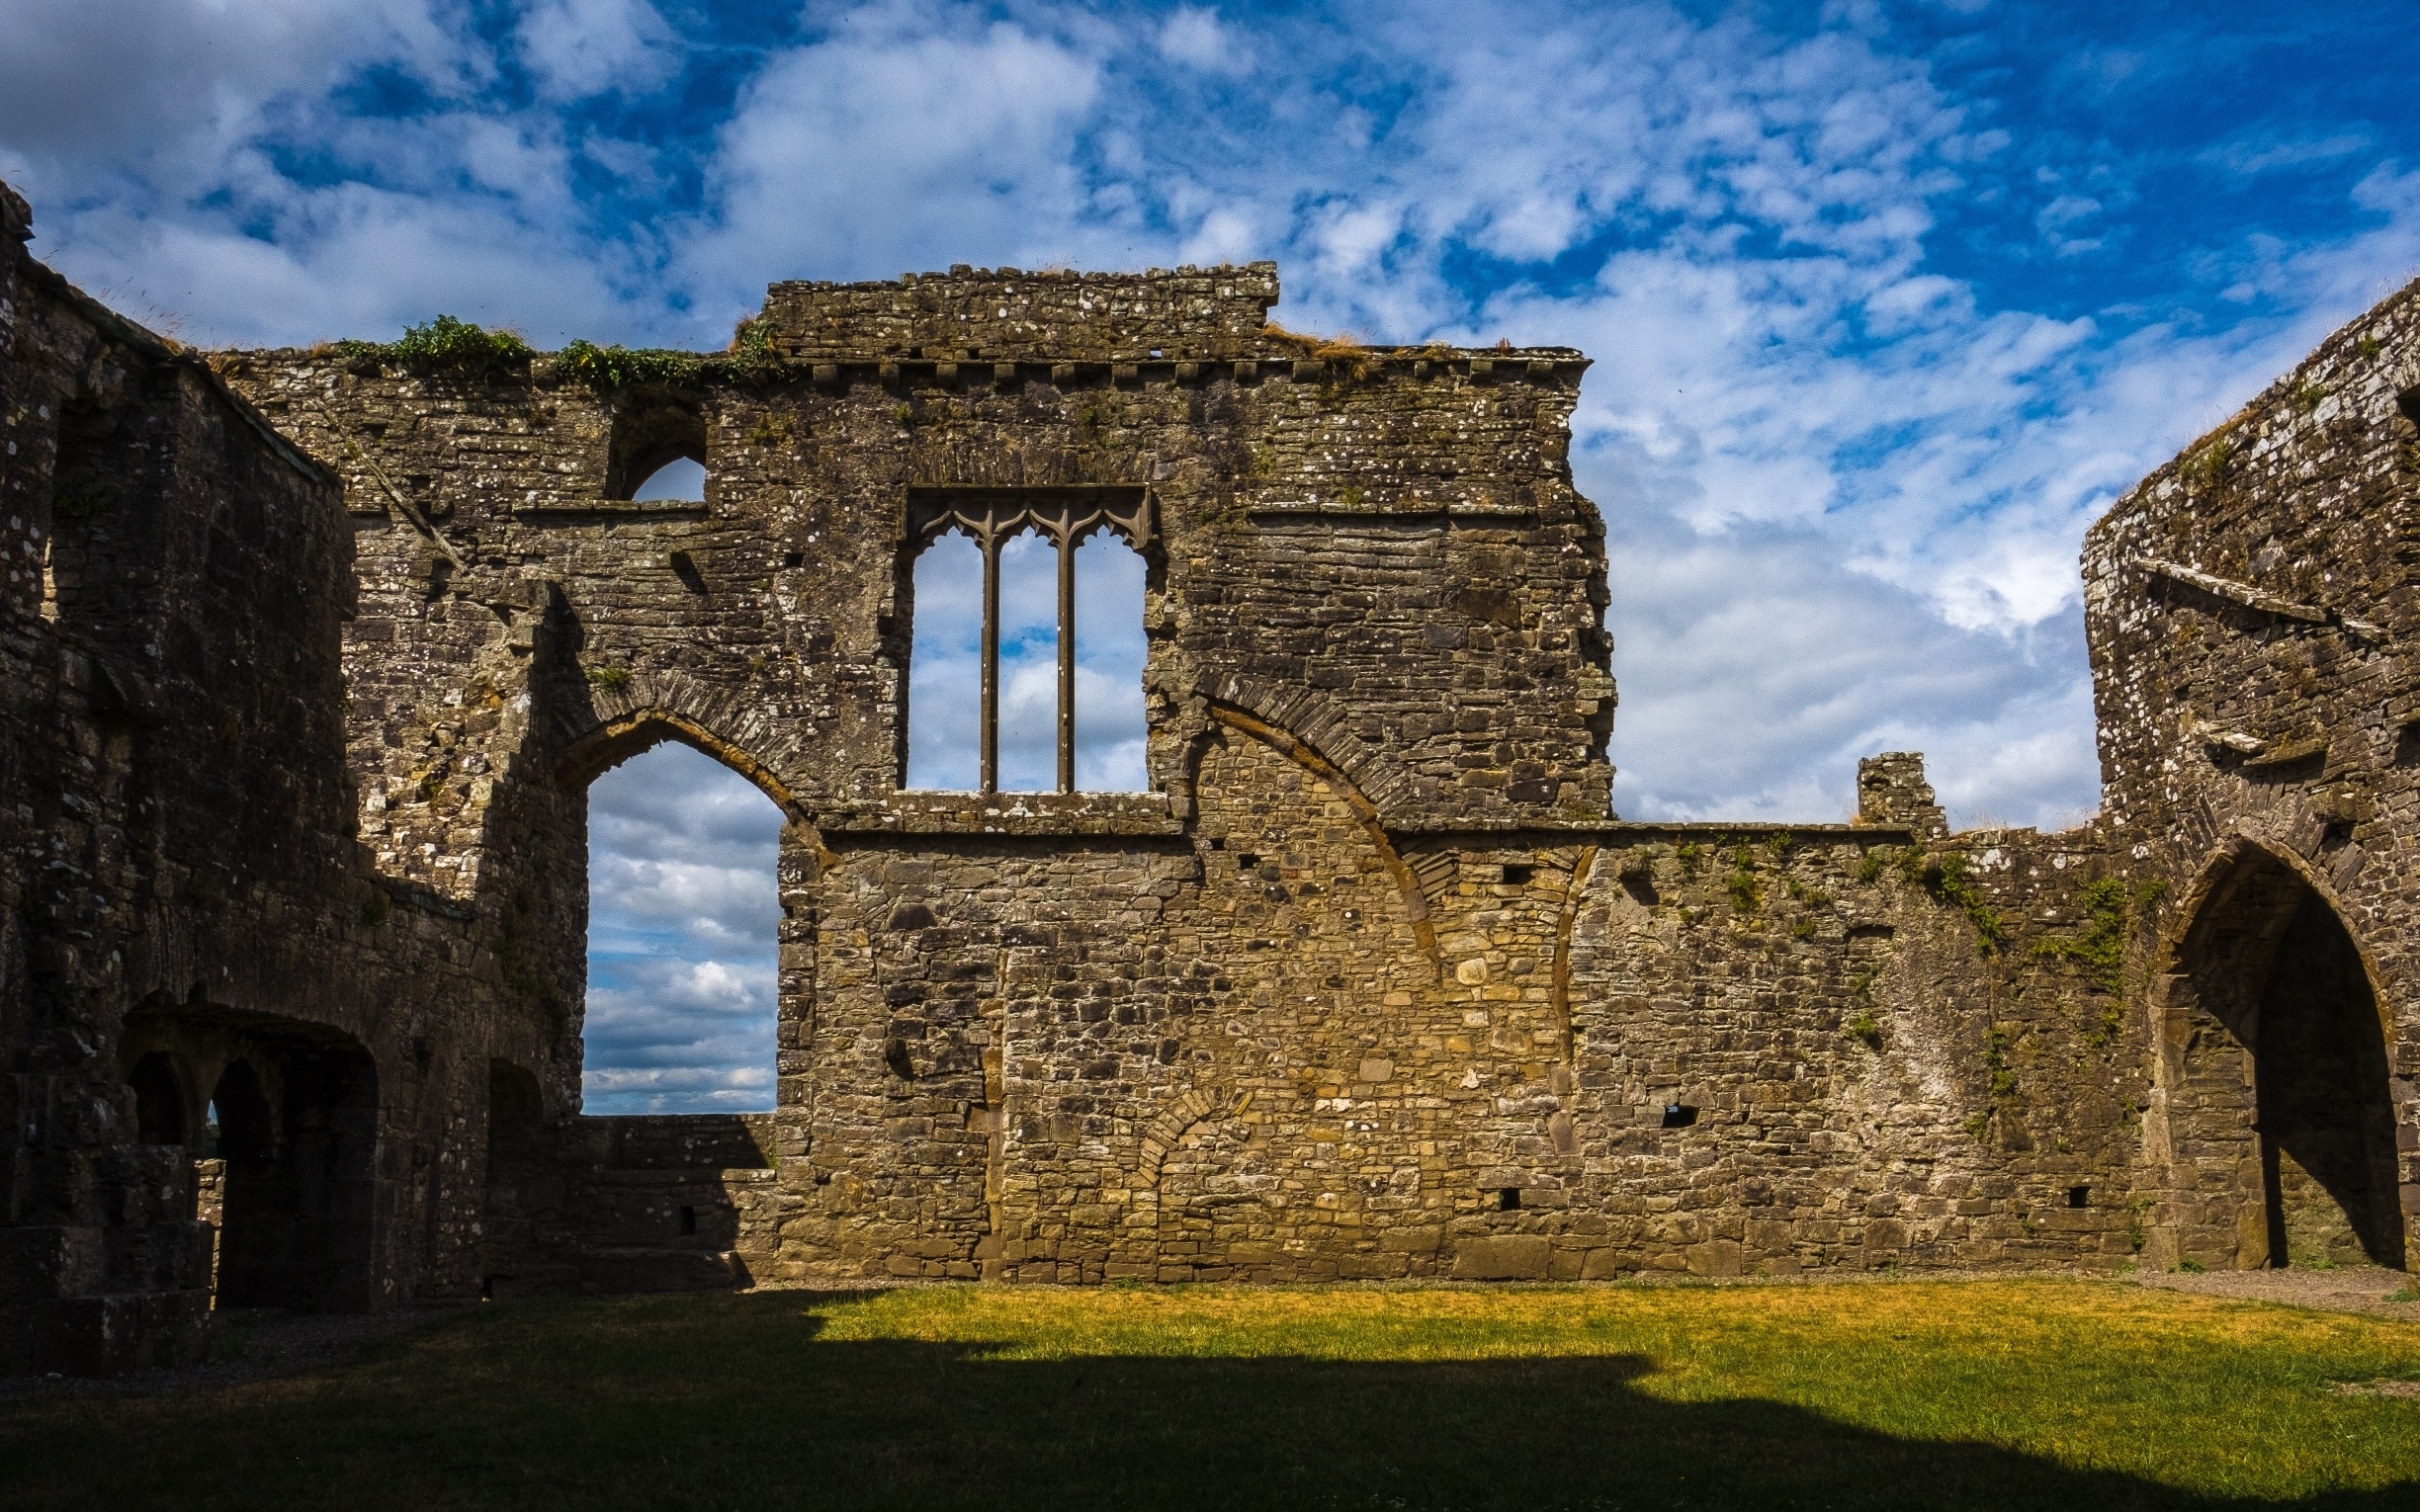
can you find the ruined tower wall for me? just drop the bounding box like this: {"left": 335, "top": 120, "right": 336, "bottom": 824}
{"left": 206, "top": 266, "right": 2174, "bottom": 1288}
{"left": 2081, "top": 276, "right": 2420, "bottom": 1269}
{"left": 0, "top": 189, "right": 563, "bottom": 1370}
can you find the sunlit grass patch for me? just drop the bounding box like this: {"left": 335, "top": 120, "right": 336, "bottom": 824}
{"left": 5, "top": 1278, "right": 2417, "bottom": 1511}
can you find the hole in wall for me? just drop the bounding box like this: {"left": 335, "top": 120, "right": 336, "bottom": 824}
{"left": 1497, "top": 1188, "right": 1520, "bottom": 1212}
{"left": 129, "top": 1051, "right": 187, "bottom": 1145}
{"left": 678, "top": 1205, "right": 699, "bottom": 1236}
{"left": 907, "top": 531, "right": 984, "bottom": 791}
{"left": 1073, "top": 531, "right": 1148, "bottom": 791}
{"left": 1501, "top": 864, "right": 1534, "bottom": 886}
{"left": 994, "top": 528, "right": 1060, "bottom": 792}
{"left": 2068, "top": 1186, "right": 2091, "bottom": 1210}
{"left": 582, "top": 740, "right": 782, "bottom": 1114}
{"left": 1661, "top": 1104, "right": 1698, "bottom": 1129}
{"left": 606, "top": 399, "right": 707, "bottom": 501}
{"left": 632, "top": 457, "right": 706, "bottom": 503}
{"left": 1617, "top": 862, "right": 1658, "bottom": 906}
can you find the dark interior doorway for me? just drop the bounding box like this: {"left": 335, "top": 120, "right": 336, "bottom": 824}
{"left": 2174, "top": 847, "right": 2404, "bottom": 1269}
{"left": 2253, "top": 891, "right": 2403, "bottom": 1267}
{"left": 482, "top": 1060, "right": 560, "bottom": 1298}
{"left": 209, "top": 1038, "right": 380, "bottom": 1309}
{"left": 128, "top": 1051, "right": 187, "bottom": 1145}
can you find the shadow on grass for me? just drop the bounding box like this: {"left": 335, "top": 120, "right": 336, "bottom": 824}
{"left": 3, "top": 1291, "right": 2412, "bottom": 1511}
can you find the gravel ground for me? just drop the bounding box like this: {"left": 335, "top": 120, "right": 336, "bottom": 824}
{"left": 2131, "top": 1262, "right": 2420, "bottom": 1321}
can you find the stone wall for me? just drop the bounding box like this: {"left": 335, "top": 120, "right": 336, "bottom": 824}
{"left": 0, "top": 183, "right": 574, "bottom": 1373}
{"left": 5, "top": 179, "right": 2415, "bottom": 1373}
{"left": 2081, "top": 274, "right": 2420, "bottom": 1271}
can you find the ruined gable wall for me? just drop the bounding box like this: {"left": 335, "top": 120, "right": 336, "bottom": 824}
{"left": 215, "top": 294, "right": 1619, "bottom": 1285}
{"left": 204, "top": 265, "right": 2192, "bottom": 1290}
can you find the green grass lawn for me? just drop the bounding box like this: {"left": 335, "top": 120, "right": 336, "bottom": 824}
{"left": 7, "top": 1279, "right": 2419, "bottom": 1510}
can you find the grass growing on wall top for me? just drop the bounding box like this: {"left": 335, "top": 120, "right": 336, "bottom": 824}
{"left": 332, "top": 315, "right": 532, "bottom": 378}
{"left": 5, "top": 1280, "right": 2419, "bottom": 1510}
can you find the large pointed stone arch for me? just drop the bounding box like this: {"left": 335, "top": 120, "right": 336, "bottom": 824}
{"left": 2141, "top": 834, "right": 2407, "bottom": 1270}
{"left": 1193, "top": 696, "right": 1437, "bottom": 972}
{"left": 554, "top": 692, "right": 811, "bottom": 827}
{"left": 1195, "top": 673, "right": 1421, "bottom": 820}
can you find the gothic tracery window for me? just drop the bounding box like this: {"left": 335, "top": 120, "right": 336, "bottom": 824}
{"left": 905, "top": 486, "right": 1153, "bottom": 795}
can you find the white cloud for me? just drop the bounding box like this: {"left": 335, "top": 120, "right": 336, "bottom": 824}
{"left": 11, "top": 0, "right": 2420, "bottom": 843}
{"left": 1159, "top": 6, "right": 1251, "bottom": 76}
{"left": 0, "top": 0, "right": 470, "bottom": 169}
{"left": 584, "top": 744, "right": 785, "bottom": 1112}
{"left": 517, "top": 0, "right": 681, "bottom": 101}
{"left": 678, "top": 10, "right": 1106, "bottom": 308}
{"left": 2200, "top": 131, "right": 2372, "bottom": 178}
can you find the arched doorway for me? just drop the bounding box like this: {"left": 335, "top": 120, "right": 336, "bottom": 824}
{"left": 482, "top": 1060, "right": 559, "bottom": 1298}
{"left": 2168, "top": 845, "right": 2403, "bottom": 1269}
{"left": 127, "top": 1051, "right": 189, "bottom": 1145}
{"left": 582, "top": 737, "right": 786, "bottom": 1114}
{"left": 209, "top": 1037, "right": 380, "bottom": 1309}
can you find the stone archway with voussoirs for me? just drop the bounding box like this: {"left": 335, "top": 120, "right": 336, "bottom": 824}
{"left": 2142, "top": 835, "right": 2408, "bottom": 1271}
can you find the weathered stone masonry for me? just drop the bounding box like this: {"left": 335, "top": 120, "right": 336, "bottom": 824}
{"left": 4, "top": 173, "right": 2414, "bottom": 1371}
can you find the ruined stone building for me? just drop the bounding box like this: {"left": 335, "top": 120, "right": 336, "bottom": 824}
{"left": 4, "top": 175, "right": 2414, "bottom": 1373}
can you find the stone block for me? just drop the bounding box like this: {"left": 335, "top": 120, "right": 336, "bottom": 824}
{"left": 1450, "top": 1235, "right": 1551, "bottom": 1280}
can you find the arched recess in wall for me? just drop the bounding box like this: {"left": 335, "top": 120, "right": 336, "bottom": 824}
{"left": 481, "top": 1060, "right": 556, "bottom": 1298}
{"left": 902, "top": 487, "right": 1153, "bottom": 795}
{"left": 207, "top": 1033, "right": 380, "bottom": 1311}
{"left": 571, "top": 719, "right": 795, "bottom": 1116}
{"left": 2160, "top": 840, "right": 2404, "bottom": 1270}
{"left": 604, "top": 395, "right": 707, "bottom": 503}
{"left": 127, "top": 1051, "right": 190, "bottom": 1145}
{"left": 1196, "top": 701, "right": 1437, "bottom": 973}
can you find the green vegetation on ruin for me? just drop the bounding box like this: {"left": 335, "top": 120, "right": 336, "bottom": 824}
{"left": 333, "top": 314, "right": 793, "bottom": 388}
{"left": 332, "top": 314, "right": 533, "bottom": 378}
{"left": 1896, "top": 848, "right": 2008, "bottom": 955}
{"left": 6, "top": 1280, "right": 2417, "bottom": 1510}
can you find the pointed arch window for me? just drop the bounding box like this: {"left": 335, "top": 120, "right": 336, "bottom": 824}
{"left": 905, "top": 486, "right": 1153, "bottom": 795}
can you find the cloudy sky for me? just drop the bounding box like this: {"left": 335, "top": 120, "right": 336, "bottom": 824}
{"left": 9, "top": 0, "right": 2415, "bottom": 1109}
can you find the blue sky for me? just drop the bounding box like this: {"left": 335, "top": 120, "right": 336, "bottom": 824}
{"left": 9, "top": 0, "right": 2416, "bottom": 1109}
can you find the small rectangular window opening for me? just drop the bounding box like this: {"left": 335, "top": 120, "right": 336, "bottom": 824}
{"left": 678, "top": 1205, "right": 699, "bottom": 1235}
{"left": 1661, "top": 1104, "right": 1698, "bottom": 1129}
{"left": 1501, "top": 864, "right": 1534, "bottom": 886}
{"left": 1497, "top": 1188, "right": 1520, "bottom": 1212}
{"left": 2067, "top": 1186, "right": 2090, "bottom": 1210}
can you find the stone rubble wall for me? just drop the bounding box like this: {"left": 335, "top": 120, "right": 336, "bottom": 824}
{"left": 0, "top": 185, "right": 568, "bottom": 1372}
{"left": 8, "top": 177, "right": 2418, "bottom": 1373}
{"left": 2081, "top": 273, "right": 2420, "bottom": 1270}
